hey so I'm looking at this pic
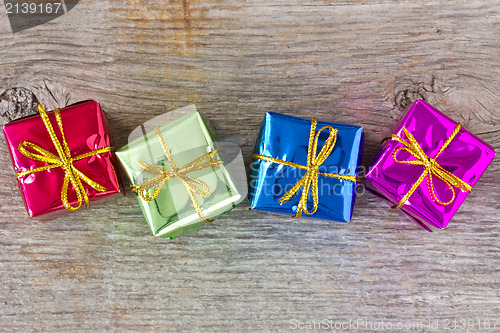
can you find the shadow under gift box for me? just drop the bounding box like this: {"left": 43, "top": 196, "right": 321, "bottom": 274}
{"left": 248, "top": 112, "right": 364, "bottom": 222}
{"left": 2, "top": 101, "right": 124, "bottom": 220}
{"left": 364, "top": 99, "right": 496, "bottom": 231}
{"left": 116, "top": 109, "right": 245, "bottom": 239}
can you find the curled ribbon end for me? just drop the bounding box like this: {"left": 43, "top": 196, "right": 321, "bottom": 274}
{"left": 139, "top": 189, "right": 155, "bottom": 202}
{"left": 137, "top": 161, "right": 150, "bottom": 169}
{"left": 460, "top": 184, "right": 473, "bottom": 193}
{"left": 93, "top": 184, "right": 107, "bottom": 193}
{"left": 211, "top": 158, "right": 223, "bottom": 168}
{"left": 391, "top": 203, "right": 404, "bottom": 210}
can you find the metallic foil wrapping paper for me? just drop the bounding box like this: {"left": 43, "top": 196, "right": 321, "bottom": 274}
{"left": 116, "top": 108, "right": 246, "bottom": 239}
{"left": 249, "top": 112, "right": 364, "bottom": 222}
{"left": 364, "top": 99, "right": 495, "bottom": 230}
{"left": 3, "top": 101, "right": 123, "bottom": 218}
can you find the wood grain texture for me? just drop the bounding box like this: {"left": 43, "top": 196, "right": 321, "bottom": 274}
{"left": 0, "top": 1, "right": 499, "bottom": 332}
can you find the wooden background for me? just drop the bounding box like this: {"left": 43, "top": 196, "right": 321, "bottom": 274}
{"left": 0, "top": 1, "right": 499, "bottom": 332}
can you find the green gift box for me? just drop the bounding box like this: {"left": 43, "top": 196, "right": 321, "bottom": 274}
{"left": 116, "top": 105, "right": 246, "bottom": 239}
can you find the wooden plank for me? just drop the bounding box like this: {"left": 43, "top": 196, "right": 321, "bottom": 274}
{"left": 0, "top": 0, "right": 498, "bottom": 331}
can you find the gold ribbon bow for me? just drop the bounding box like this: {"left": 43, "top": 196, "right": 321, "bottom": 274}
{"left": 252, "top": 118, "right": 358, "bottom": 218}
{"left": 132, "top": 127, "right": 223, "bottom": 224}
{"left": 391, "top": 123, "right": 472, "bottom": 209}
{"left": 16, "top": 105, "right": 112, "bottom": 211}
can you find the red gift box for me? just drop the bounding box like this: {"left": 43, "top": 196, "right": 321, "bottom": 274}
{"left": 3, "top": 100, "right": 123, "bottom": 219}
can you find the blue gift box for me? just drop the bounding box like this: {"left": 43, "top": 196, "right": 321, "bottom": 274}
{"left": 248, "top": 112, "right": 364, "bottom": 222}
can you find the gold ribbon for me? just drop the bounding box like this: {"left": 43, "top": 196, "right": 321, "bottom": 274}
{"left": 132, "top": 127, "right": 223, "bottom": 224}
{"left": 390, "top": 123, "right": 472, "bottom": 209}
{"left": 252, "top": 118, "right": 358, "bottom": 218}
{"left": 16, "top": 105, "right": 112, "bottom": 211}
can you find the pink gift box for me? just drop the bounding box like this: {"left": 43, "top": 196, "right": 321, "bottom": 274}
{"left": 364, "top": 100, "right": 495, "bottom": 230}
{"left": 3, "top": 101, "right": 123, "bottom": 219}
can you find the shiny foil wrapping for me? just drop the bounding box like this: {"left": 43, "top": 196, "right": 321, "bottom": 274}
{"left": 116, "top": 108, "right": 246, "bottom": 239}
{"left": 3, "top": 101, "right": 123, "bottom": 218}
{"left": 364, "top": 99, "right": 495, "bottom": 230}
{"left": 249, "top": 112, "right": 364, "bottom": 222}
